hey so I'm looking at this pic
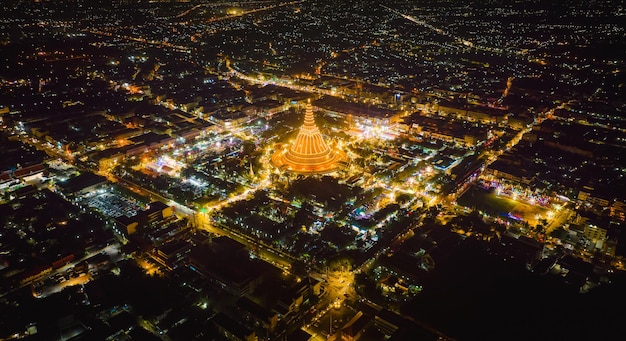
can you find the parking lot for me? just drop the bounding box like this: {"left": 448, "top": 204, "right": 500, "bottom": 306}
{"left": 84, "top": 191, "right": 144, "bottom": 218}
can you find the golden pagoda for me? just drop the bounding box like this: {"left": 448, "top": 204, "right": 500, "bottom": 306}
{"left": 271, "top": 102, "right": 347, "bottom": 174}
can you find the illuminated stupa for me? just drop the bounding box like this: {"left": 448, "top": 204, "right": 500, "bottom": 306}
{"left": 271, "top": 102, "right": 347, "bottom": 174}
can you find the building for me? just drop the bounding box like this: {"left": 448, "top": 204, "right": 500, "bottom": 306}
{"left": 235, "top": 297, "right": 279, "bottom": 334}
{"left": 212, "top": 313, "right": 258, "bottom": 341}
{"left": 242, "top": 99, "right": 286, "bottom": 117}
{"left": 114, "top": 201, "right": 174, "bottom": 235}
{"left": 584, "top": 225, "right": 607, "bottom": 249}
{"left": 152, "top": 239, "right": 192, "bottom": 270}
{"left": 208, "top": 111, "right": 249, "bottom": 128}
{"left": 188, "top": 238, "right": 267, "bottom": 297}
{"left": 57, "top": 172, "right": 108, "bottom": 198}
{"left": 271, "top": 101, "right": 347, "bottom": 174}
{"left": 19, "top": 265, "right": 53, "bottom": 287}
{"left": 313, "top": 96, "right": 402, "bottom": 129}
{"left": 374, "top": 310, "right": 407, "bottom": 337}
{"left": 272, "top": 281, "right": 309, "bottom": 322}
{"left": 340, "top": 311, "right": 373, "bottom": 341}
{"left": 485, "top": 159, "right": 536, "bottom": 185}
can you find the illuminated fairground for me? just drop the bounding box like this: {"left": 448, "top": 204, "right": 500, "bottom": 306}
{"left": 271, "top": 102, "right": 347, "bottom": 174}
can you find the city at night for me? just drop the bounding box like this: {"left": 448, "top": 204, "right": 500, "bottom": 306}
{"left": 0, "top": 1, "right": 625, "bottom": 340}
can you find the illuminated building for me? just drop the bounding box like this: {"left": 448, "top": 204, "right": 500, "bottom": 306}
{"left": 271, "top": 102, "right": 347, "bottom": 174}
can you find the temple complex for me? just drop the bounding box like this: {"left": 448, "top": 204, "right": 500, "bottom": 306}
{"left": 271, "top": 102, "right": 347, "bottom": 174}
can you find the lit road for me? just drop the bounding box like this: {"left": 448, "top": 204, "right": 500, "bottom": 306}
{"left": 192, "top": 0, "right": 306, "bottom": 39}
{"left": 223, "top": 57, "right": 346, "bottom": 99}
{"left": 174, "top": 3, "right": 205, "bottom": 18}
{"left": 381, "top": 4, "right": 526, "bottom": 55}
{"left": 207, "top": 0, "right": 305, "bottom": 22}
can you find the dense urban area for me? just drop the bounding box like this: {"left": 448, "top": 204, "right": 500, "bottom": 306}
{"left": 0, "top": 1, "right": 625, "bottom": 340}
